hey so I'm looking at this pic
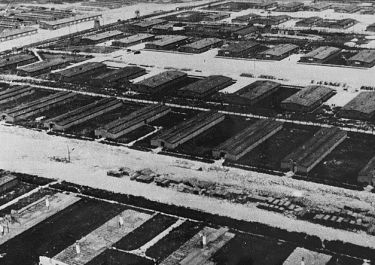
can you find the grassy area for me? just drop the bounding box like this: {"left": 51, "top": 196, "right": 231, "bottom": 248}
{"left": 114, "top": 213, "right": 177, "bottom": 251}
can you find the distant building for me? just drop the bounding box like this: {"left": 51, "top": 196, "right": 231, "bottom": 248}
{"left": 179, "top": 38, "right": 223, "bottom": 53}
{"left": 0, "top": 53, "right": 37, "bottom": 70}
{"left": 300, "top": 46, "right": 341, "bottom": 64}
{"left": 217, "top": 41, "right": 259, "bottom": 58}
{"left": 112, "top": 33, "right": 155, "bottom": 47}
{"left": 358, "top": 156, "right": 375, "bottom": 186}
{"left": 334, "top": 5, "right": 361, "bottom": 13}
{"left": 130, "top": 19, "right": 167, "bottom": 31}
{"left": 81, "top": 30, "right": 124, "bottom": 45}
{"left": 340, "top": 92, "right": 375, "bottom": 120}
{"left": 258, "top": 44, "right": 299, "bottom": 60}
{"left": 0, "top": 27, "right": 37, "bottom": 42}
{"left": 304, "top": 3, "right": 332, "bottom": 11}
{"left": 39, "top": 14, "right": 102, "bottom": 30}
{"left": 366, "top": 23, "right": 375, "bottom": 32}
{"left": 276, "top": 2, "right": 304, "bottom": 12}
{"left": 232, "top": 13, "right": 260, "bottom": 24}
{"left": 347, "top": 50, "right": 375, "bottom": 68}
{"left": 92, "top": 66, "right": 146, "bottom": 87}
{"left": 295, "top": 17, "right": 323, "bottom": 28}
{"left": 17, "top": 58, "right": 74, "bottom": 76}
{"left": 145, "top": 35, "right": 189, "bottom": 50}
{"left": 283, "top": 247, "right": 332, "bottom": 265}
{"left": 135, "top": 71, "right": 188, "bottom": 94}
{"left": 52, "top": 62, "right": 107, "bottom": 82}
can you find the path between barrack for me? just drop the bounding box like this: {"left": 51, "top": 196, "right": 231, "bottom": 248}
{"left": 1, "top": 124, "right": 375, "bottom": 249}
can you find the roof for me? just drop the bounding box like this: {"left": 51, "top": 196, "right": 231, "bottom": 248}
{"left": 17, "top": 58, "right": 72, "bottom": 73}
{"left": 296, "top": 16, "right": 322, "bottom": 25}
{"left": 0, "top": 27, "right": 36, "bottom": 38}
{"left": 348, "top": 49, "right": 375, "bottom": 63}
{"left": 179, "top": 75, "right": 232, "bottom": 94}
{"left": 180, "top": 38, "right": 222, "bottom": 50}
{"left": 40, "top": 14, "right": 101, "bottom": 26}
{"left": 359, "top": 155, "right": 375, "bottom": 177}
{"left": 0, "top": 53, "right": 35, "bottom": 68}
{"left": 114, "top": 33, "right": 154, "bottom": 44}
{"left": 148, "top": 35, "right": 188, "bottom": 47}
{"left": 136, "top": 71, "right": 187, "bottom": 88}
{"left": 55, "top": 62, "right": 106, "bottom": 78}
{"left": 283, "top": 248, "right": 332, "bottom": 265}
{"left": 235, "top": 26, "right": 258, "bottom": 35}
{"left": 221, "top": 41, "right": 259, "bottom": 53}
{"left": 342, "top": 92, "right": 375, "bottom": 114}
{"left": 93, "top": 66, "right": 144, "bottom": 81}
{"left": 302, "top": 46, "right": 341, "bottom": 60}
{"left": 132, "top": 19, "right": 166, "bottom": 28}
{"left": 0, "top": 175, "right": 17, "bottom": 186}
{"left": 282, "top": 85, "right": 334, "bottom": 107}
{"left": 83, "top": 30, "right": 123, "bottom": 41}
{"left": 235, "top": 80, "right": 281, "bottom": 101}
{"left": 233, "top": 13, "right": 260, "bottom": 22}
{"left": 278, "top": 2, "right": 304, "bottom": 8}
{"left": 261, "top": 44, "right": 299, "bottom": 56}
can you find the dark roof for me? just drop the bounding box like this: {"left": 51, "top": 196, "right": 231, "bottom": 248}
{"left": 0, "top": 54, "right": 35, "bottom": 68}
{"left": 0, "top": 27, "right": 37, "bottom": 38}
{"left": 302, "top": 46, "right": 341, "bottom": 60}
{"left": 342, "top": 92, "right": 375, "bottom": 114}
{"left": 114, "top": 33, "right": 154, "bottom": 44}
{"left": 17, "top": 58, "right": 72, "bottom": 73}
{"left": 132, "top": 19, "right": 166, "bottom": 28}
{"left": 93, "top": 66, "right": 145, "bottom": 82}
{"left": 261, "top": 44, "right": 299, "bottom": 56}
{"left": 82, "top": 30, "right": 123, "bottom": 41}
{"left": 348, "top": 49, "right": 375, "bottom": 63}
{"left": 180, "top": 38, "right": 222, "bottom": 50}
{"left": 55, "top": 62, "right": 106, "bottom": 78}
{"left": 220, "top": 41, "right": 259, "bottom": 53}
{"left": 147, "top": 35, "right": 188, "bottom": 47}
{"left": 179, "top": 75, "right": 232, "bottom": 94}
{"left": 234, "top": 80, "right": 281, "bottom": 101}
{"left": 136, "top": 71, "right": 187, "bottom": 88}
{"left": 282, "top": 85, "right": 334, "bottom": 107}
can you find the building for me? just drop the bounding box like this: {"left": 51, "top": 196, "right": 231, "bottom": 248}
{"left": 0, "top": 175, "right": 18, "bottom": 194}
{"left": 203, "top": 12, "right": 230, "bottom": 22}
{"left": 145, "top": 35, "right": 190, "bottom": 50}
{"left": 217, "top": 41, "right": 259, "bottom": 58}
{"left": 151, "top": 23, "right": 176, "bottom": 34}
{"left": 179, "top": 38, "right": 223, "bottom": 53}
{"left": 178, "top": 75, "right": 233, "bottom": 99}
{"left": 92, "top": 66, "right": 146, "bottom": 87}
{"left": 276, "top": 2, "right": 304, "bottom": 12}
{"left": 339, "top": 92, "right": 375, "bottom": 120}
{"left": 112, "top": 33, "right": 155, "bottom": 47}
{"left": 95, "top": 104, "right": 171, "bottom": 139}
{"left": 235, "top": 26, "right": 258, "bottom": 39}
{"left": 44, "top": 98, "right": 122, "bottom": 131}
{"left": 304, "top": 3, "right": 332, "bottom": 11}
{"left": 366, "top": 23, "right": 375, "bottom": 32}
{"left": 1, "top": 91, "right": 76, "bottom": 123}
{"left": 130, "top": 19, "right": 166, "bottom": 31}
{"left": 281, "top": 85, "right": 335, "bottom": 112}
{"left": 334, "top": 5, "right": 361, "bottom": 13}
{"left": 258, "top": 44, "right": 299, "bottom": 60}
{"left": 0, "top": 53, "right": 37, "bottom": 70}
{"left": 81, "top": 30, "right": 124, "bottom": 45}
{"left": 0, "top": 27, "right": 37, "bottom": 42}
{"left": 212, "top": 119, "right": 284, "bottom": 160}
{"left": 295, "top": 17, "right": 323, "bottom": 27}
{"left": 347, "top": 50, "right": 375, "bottom": 68}
{"left": 52, "top": 62, "right": 107, "bottom": 82}
{"left": 283, "top": 248, "right": 332, "bottom": 265}
{"left": 224, "top": 80, "right": 281, "bottom": 105}
{"left": 358, "top": 156, "right": 375, "bottom": 186}
{"left": 135, "top": 71, "right": 188, "bottom": 94}
{"left": 249, "top": 1, "right": 278, "bottom": 9}
{"left": 253, "top": 15, "right": 290, "bottom": 26}
{"left": 322, "top": 18, "right": 357, "bottom": 29}
{"left": 151, "top": 111, "right": 225, "bottom": 149}
{"left": 232, "top": 13, "right": 260, "bottom": 24}
{"left": 0, "top": 85, "right": 35, "bottom": 104}
{"left": 39, "top": 14, "right": 102, "bottom": 30}
{"left": 17, "top": 58, "right": 74, "bottom": 76}
{"left": 281, "top": 127, "right": 347, "bottom": 174}
{"left": 300, "top": 46, "right": 342, "bottom": 64}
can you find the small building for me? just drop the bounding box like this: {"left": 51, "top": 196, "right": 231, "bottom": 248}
{"left": 232, "top": 13, "right": 260, "bottom": 24}
{"left": 250, "top": 1, "right": 278, "bottom": 9}
{"left": 151, "top": 111, "right": 225, "bottom": 149}
{"left": 358, "top": 156, "right": 375, "bottom": 186}
{"left": 80, "top": 30, "right": 124, "bottom": 45}
{"left": 0, "top": 175, "right": 18, "bottom": 194}
{"left": 213, "top": 119, "right": 284, "bottom": 160}
{"left": 95, "top": 104, "right": 171, "bottom": 139}
{"left": 0, "top": 27, "right": 37, "bottom": 42}
{"left": 340, "top": 92, "right": 375, "bottom": 120}
{"left": 130, "top": 19, "right": 167, "bottom": 31}
{"left": 276, "top": 2, "right": 304, "bottom": 12}
{"left": 235, "top": 26, "right": 258, "bottom": 39}
{"left": 217, "top": 41, "right": 259, "bottom": 58}
{"left": 224, "top": 80, "right": 281, "bottom": 105}
{"left": 52, "top": 62, "right": 107, "bottom": 82}
{"left": 17, "top": 57, "right": 73, "bottom": 76}
{"left": 178, "top": 75, "right": 233, "bottom": 99}
{"left": 112, "top": 33, "right": 155, "bottom": 47}
{"left": 304, "top": 3, "right": 332, "bottom": 11}
{"left": 281, "top": 85, "right": 335, "bottom": 112}
{"left": 39, "top": 14, "right": 102, "bottom": 30}
{"left": 135, "top": 71, "right": 188, "bottom": 95}
{"left": 1, "top": 91, "right": 76, "bottom": 122}
{"left": 295, "top": 17, "right": 323, "bottom": 28}
{"left": 281, "top": 127, "right": 347, "bottom": 174}
{"left": 145, "top": 35, "right": 190, "bottom": 50}
{"left": 44, "top": 98, "right": 123, "bottom": 131}
{"left": 92, "top": 66, "right": 146, "bottom": 87}
{"left": 347, "top": 50, "right": 375, "bottom": 68}
{"left": 0, "top": 53, "right": 37, "bottom": 70}
{"left": 366, "top": 23, "right": 375, "bottom": 32}
{"left": 300, "top": 46, "right": 342, "bottom": 64}
{"left": 151, "top": 23, "right": 176, "bottom": 34}
{"left": 258, "top": 44, "right": 299, "bottom": 60}
{"left": 179, "top": 38, "right": 223, "bottom": 53}
{"left": 334, "top": 5, "right": 361, "bottom": 14}
{"left": 325, "top": 18, "right": 357, "bottom": 29}
{"left": 203, "top": 12, "right": 230, "bottom": 22}
{"left": 283, "top": 247, "right": 332, "bottom": 265}
{"left": 0, "top": 85, "right": 35, "bottom": 104}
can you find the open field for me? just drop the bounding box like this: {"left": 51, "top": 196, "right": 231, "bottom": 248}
{"left": 309, "top": 133, "right": 375, "bottom": 184}
{"left": 236, "top": 124, "right": 319, "bottom": 170}
{"left": 176, "top": 115, "right": 256, "bottom": 158}
{"left": 0, "top": 198, "right": 126, "bottom": 265}
{"left": 114, "top": 213, "right": 177, "bottom": 251}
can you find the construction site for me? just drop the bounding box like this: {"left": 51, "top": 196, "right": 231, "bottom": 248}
{"left": 1, "top": 0, "right": 375, "bottom": 264}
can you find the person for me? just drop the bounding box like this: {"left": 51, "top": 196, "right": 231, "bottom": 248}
{"left": 45, "top": 197, "right": 50, "bottom": 210}
{"left": 75, "top": 241, "right": 81, "bottom": 255}
{"left": 0, "top": 223, "right": 4, "bottom": 237}
{"left": 301, "top": 257, "right": 305, "bottom": 265}
{"left": 118, "top": 215, "right": 124, "bottom": 228}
